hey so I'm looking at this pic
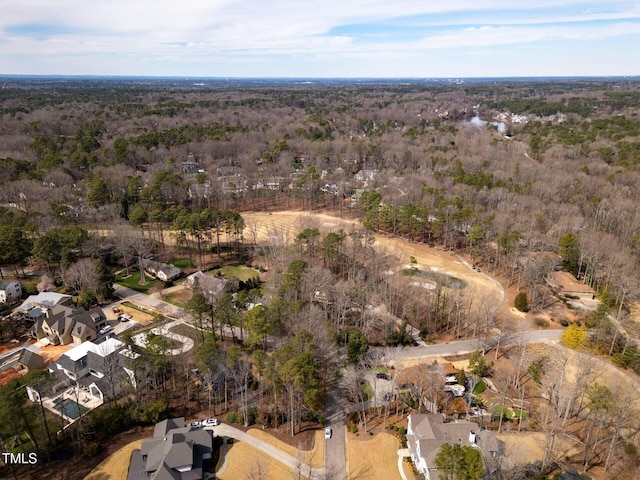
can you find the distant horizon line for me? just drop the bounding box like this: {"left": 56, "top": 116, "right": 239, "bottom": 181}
{"left": 1, "top": 74, "right": 640, "bottom": 82}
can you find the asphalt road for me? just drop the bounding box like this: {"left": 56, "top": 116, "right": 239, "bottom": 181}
{"left": 325, "top": 384, "right": 348, "bottom": 480}
{"left": 381, "top": 329, "right": 565, "bottom": 364}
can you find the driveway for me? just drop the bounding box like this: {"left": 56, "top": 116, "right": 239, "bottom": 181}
{"left": 132, "top": 319, "right": 194, "bottom": 355}
{"left": 214, "top": 423, "right": 325, "bottom": 478}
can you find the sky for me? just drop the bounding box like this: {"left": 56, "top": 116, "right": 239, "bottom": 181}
{"left": 1, "top": 1, "right": 640, "bottom": 78}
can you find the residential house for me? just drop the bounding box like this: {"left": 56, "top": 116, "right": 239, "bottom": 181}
{"left": 354, "top": 169, "right": 378, "bottom": 182}
{"left": 16, "top": 292, "right": 73, "bottom": 316}
{"left": 142, "top": 259, "right": 182, "bottom": 282}
{"left": 253, "top": 177, "right": 283, "bottom": 191}
{"left": 15, "top": 349, "right": 45, "bottom": 373}
{"left": 217, "top": 165, "right": 236, "bottom": 177}
{"left": 128, "top": 417, "right": 213, "bottom": 480}
{"left": 45, "top": 338, "right": 137, "bottom": 404}
{"left": 30, "top": 305, "right": 107, "bottom": 346}
{"left": 0, "top": 281, "right": 22, "bottom": 304}
{"left": 548, "top": 271, "right": 596, "bottom": 299}
{"left": 185, "top": 272, "right": 227, "bottom": 301}
{"left": 188, "top": 182, "right": 212, "bottom": 200}
{"left": 407, "top": 414, "right": 503, "bottom": 480}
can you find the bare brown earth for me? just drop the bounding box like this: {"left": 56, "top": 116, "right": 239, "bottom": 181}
{"left": 243, "top": 210, "right": 505, "bottom": 311}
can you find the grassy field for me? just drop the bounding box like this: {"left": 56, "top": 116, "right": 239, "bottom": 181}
{"left": 247, "top": 429, "right": 324, "bottom": 469}
{"left": 169, "top": 322, "right": 199, "bottom": 341}
{"left": 119, "top": 302, "right": 156, "bottom": 325}
{"left": 210, "top": 265, "right": 260, "bottom": 282}
{"left": 163, "top": 288, "right": 193, "bottom": 307}
{"left": 171, "top": 257, "right": 194, "bottom": 269}
{"left": 116, "top": 271, "right": 160, "bottom": 294}
{"left": 85, "top": 439, "right": 143, "bottom": 480}
{"left": 347, "top": 432, "right": 403, "bottom": 480}
{"left": 216, "top": 442, "right": 295, "bottom": 480}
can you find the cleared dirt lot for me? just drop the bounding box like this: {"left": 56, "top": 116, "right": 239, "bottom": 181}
{"left": 243, "top": 210, "right": 503, "bottom": 309}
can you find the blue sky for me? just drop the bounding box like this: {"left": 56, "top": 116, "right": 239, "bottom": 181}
{"left": 1, "top": 1, "right": 639, "bottom": 77}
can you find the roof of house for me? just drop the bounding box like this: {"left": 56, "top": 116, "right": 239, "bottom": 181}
{"left": 548, "top": 271, "right": 596, "bottom": 295}
{"left": 17, "top": 349, "right": 45, "bottom": 370}
{"left": 143, "top": 260, "right": 182, "bottom": 279}
{"left": 408, "top": 414, "right": 502, "bottom": 471}
{"left": 185, "top": 272, "right": 227, "bottom": 299}
{"left": 0, "top": 280, "right": 20, "bottom": 289}
{"left": 137, "top": 418, "right": 212, "bottom": 480}
{"left": 17, "top": 292, "right": 72, "bottom": 312}
{"left": 153, "top": 418, "right": 186, "bottom": 438}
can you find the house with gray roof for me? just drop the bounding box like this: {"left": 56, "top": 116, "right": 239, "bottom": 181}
{"left": 30, "top": 305, "right": 107, "bottom": 346}
{"left": 128, "top": 417, "right": 213, "bottom": 480}
{"left": 407, "top": 414, "right": 504, "bottom": 480}
{"left": 142, "top": 259, "right": 182, "bottom": 282}
{"left": 185, "top": 272, "right": 227, "bottom": 301}
{"left": 16, "top": 292, "right": 73, "bottom": 315}
{"left": 15, "top": 349, "right": 45, "bottom": 372}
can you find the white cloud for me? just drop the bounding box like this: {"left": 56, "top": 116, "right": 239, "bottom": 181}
{"left": 1, "top": 0, "right": 640, "bottom": 75}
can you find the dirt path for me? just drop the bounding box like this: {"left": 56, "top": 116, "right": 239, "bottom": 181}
{"left": 243, "top": 210, "right": 504, "bottom": 311}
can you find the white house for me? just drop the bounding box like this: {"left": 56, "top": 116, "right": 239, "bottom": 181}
{"left": 0, "top": 281, "right": 22, "bottom": 304}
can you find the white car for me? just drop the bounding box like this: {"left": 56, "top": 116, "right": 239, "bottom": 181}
{"left": 99, "top": 325, "right": 112, "bottom": 335}
{"left": 324, "top": 427, "right": 332, "bottom": 439}
{"left": 203, "top": 418, "right": 219, "bottom": 427}
{"left": 188, "top": 421, "right": 202, "bottom": 429}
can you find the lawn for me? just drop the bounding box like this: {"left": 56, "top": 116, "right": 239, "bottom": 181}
{"left": 5, "top": 432, "right": 35, "bottom": 454}
{"left": 247, "top": 429, "right": 324, "bottom": 469}
{"left": 116, "top": 271, "right": 160, "bottom": 294}
{"left": 347, "top": 431, "right": 403, "bottom": 480}
{"left": 216, "top": 442, "right": 295, "bottom": 480}
{"left": 362, "top": 381, "right": 375, "bottom": 402}
{"left": 169, "top": 322, "right": 199, "bottom": 341}
{"left": 85, "top": 439, "right": 143, "bottom": 480}
{"left": 163, "top": 288, "right": 193, "bottom": 307}
{"left": 171, "top": 257, "right": 194, "bottom": 269}
{"left": 210, "top": 265, "right": 260, "bottom": 282}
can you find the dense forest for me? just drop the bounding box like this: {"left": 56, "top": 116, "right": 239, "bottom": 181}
{"left": 2, "top": 78, "right": 640, "bottom": 313}
{"left": 1, "top": 77, "right": 640, "bottom": 479}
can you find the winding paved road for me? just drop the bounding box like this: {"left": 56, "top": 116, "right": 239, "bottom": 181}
{"left": 382, "top": 329, "right": 564, "bottom": 364}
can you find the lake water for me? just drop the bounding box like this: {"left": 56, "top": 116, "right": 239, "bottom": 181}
{"left": 467, "top": 115, "right": 507, "bottom": 133}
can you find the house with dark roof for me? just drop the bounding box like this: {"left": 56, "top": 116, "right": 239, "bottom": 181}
{"left": 407, "top": 414, "right": 504, "bottom": 480}
{"left": 185, "top": 272, "right": 227, "bottom": 301}
{"left": 142, "top": 259, "right": 182, "bottom": 282}
{"left": 15, "top": 349, "right": 45, "bottom": 372}
{"left": 30, "top": 305, "right": 107, "bottom": 346}
{"left": 128, "top": 417, "right": 213, "bottom": 480}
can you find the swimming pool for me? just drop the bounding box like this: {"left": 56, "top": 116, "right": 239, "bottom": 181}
{"left": 52, "top": 397, "right": 87, "bottom": 420}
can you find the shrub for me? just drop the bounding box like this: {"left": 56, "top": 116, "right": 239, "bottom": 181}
{"left": 534, "top": 317, "right": 549, "bottom": 328}
{"left": 514, "top": 291, "right": 529, "bottom": 312}
{"left": 225, "top": 412, "right": 239, "bottom": 424}
{"left": 562, "top": 324, "right": 588, "bottom": 349}
{"left": 83, "top": 442, "right": 100, "bottom": 457}
{"left": 348, "top": 423, "right": 358, "bottom": 434}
